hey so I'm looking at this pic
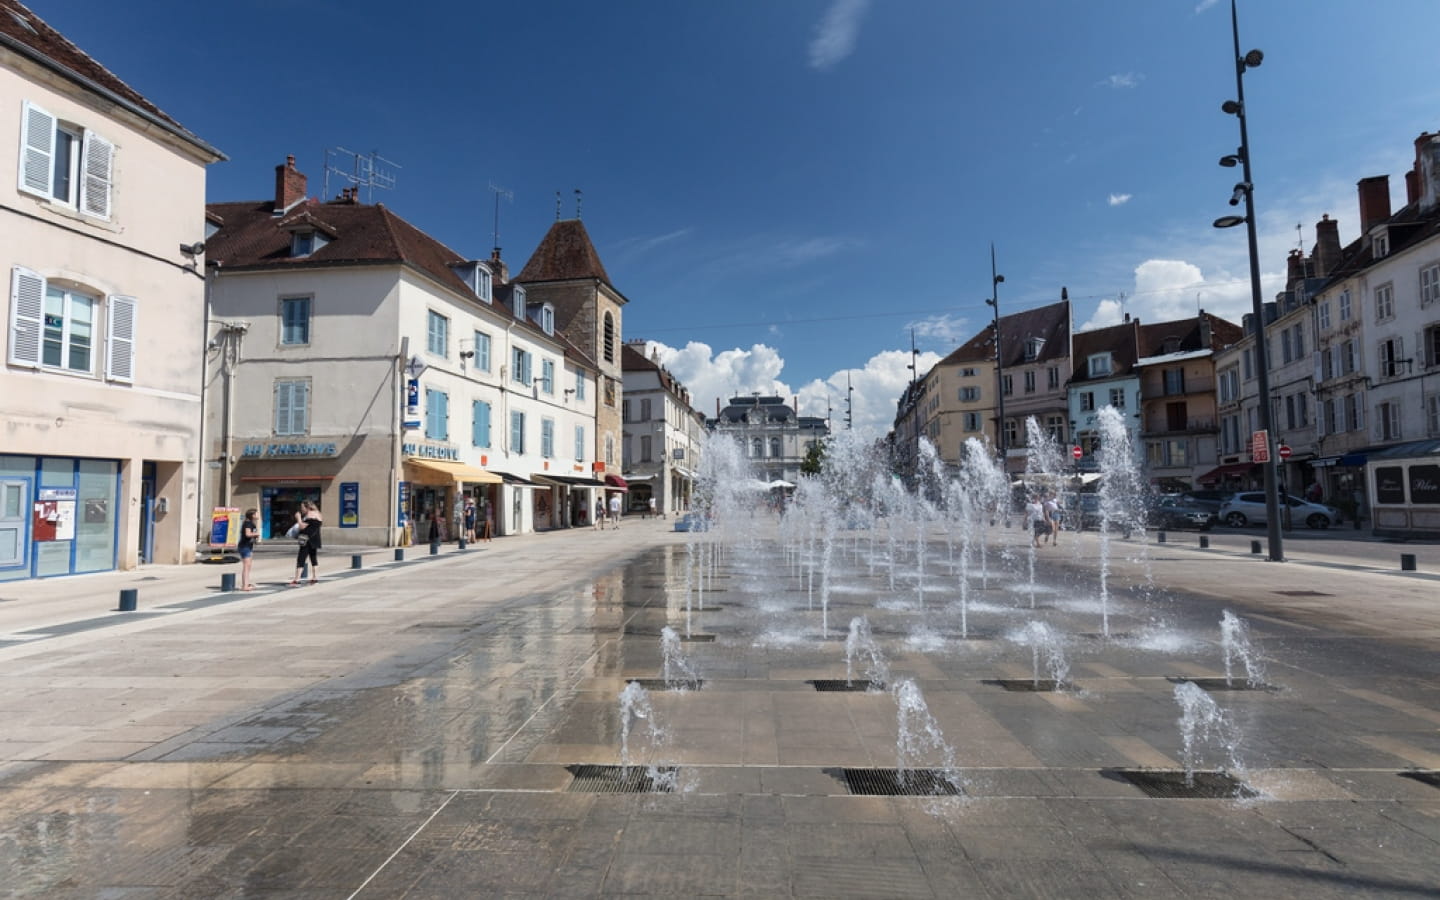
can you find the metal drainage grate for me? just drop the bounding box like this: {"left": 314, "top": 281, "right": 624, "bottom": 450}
{"left": 1166, "top": 676, "right": 1278, "bottom": 693}
{"left": 1102, "top": 768, "right": 1257, "bottom": 799}
{"left": 626, "top": 678, "right": 703, "bottom": 691}
{"left": 1399, "top": 771, "right": 1440, "bottom": 789}
{"left": 826, "top": 767, "right": 962, "bottom": 796}
{"left": 1273, "top": 590, "right": 1333, "bottom": 597}
{"left": 564, "top": 764, "right": 677, "bottom": 793}
{"left": 808, "top": 679, "right": 885, "bottom": 692}
{"left": 983, "top": 679, "right": 1070, "bottom": 692}
{"left": 1077, "top": 632, "right": 1134, "bottom": 641}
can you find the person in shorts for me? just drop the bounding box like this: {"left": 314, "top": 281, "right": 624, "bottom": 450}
{"left": 238, "top": 508, "right": 259, "bottom": 590}
{"left": 1026, "top": 495, "right": 1048, "bottom": 548}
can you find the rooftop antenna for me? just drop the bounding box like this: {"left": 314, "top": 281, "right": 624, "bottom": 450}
{"left": 1296, "top": 222, "right": 1304, "bottom": 255}
{"left": 845, "top": 370, "right": 854, "bottom": 430}
{"left": 575, "top": 188, "right": 583, "bottom": 220}
{"left": 907, "top": 328, "right": 919, "bottom": 386}
{"left": 489, "top": 183, "right": 512, "bottom": 256}
{"left": 322, "top": 147, "right": 399, "bottom": 203}
{"left": 555, "top": 191, "right": 562, "bottom": 221}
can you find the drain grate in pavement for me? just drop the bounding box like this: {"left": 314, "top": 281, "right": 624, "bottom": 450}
{"left": 1399, "top": 771, "right": 1440, "bottom": 789}
{"left": 407, "top": 622, "right": 475, "bottom": 631}
{"left": 808, "top": 679, "right": 885, "bottom": 692}
{"left": 1273, "top": 590, "right": 1333, "bottom": 597}
{"left": 983, "top": 679, "right": 1071, "bottom": 692}
{"left": 826, "top": 767, "right": 962, "bottom": 796}
{"left": 625, "top": 629, "right": 716, "bottom": 642}
{"left": 1077, "top": 632, "right": 1134, "bottom": 641}
{"left": 626, "top": 678, "right": 703, "bottom": 691}
{"left": 1166, "top": 676, "right": 1279, "bottom": 692}
{"left": 1102, "top": 768, "right": 1258, "bottom": 799}
{"left": 564, "top": 764, "right": 677, "bottom": 793}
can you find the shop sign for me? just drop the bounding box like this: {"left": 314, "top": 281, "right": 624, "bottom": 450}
{"left": 402, "top": 442, "right": 460, "bottom": 460}
{"left": 396, "top": 481, "right": 411, "bottom": 527}
{"left": 241, "top": 442, "right": 338, "bottom": 459}
{"left": 406, "top": 378, "right": 420, "bottom": 417}
{"left": 1410, "top": 464, "right": 1440, "bottom": 505}
{"left": 340, "top": 481, "right": 360, "bottom": 528}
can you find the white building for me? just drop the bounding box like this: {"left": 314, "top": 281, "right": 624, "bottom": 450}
{"left": 708, "top": 395, "right": 829, "bottom": 485}
{"left": 621, "top": 341, "right": 704, "bottom": 515}
{"left": 2, "top": 4, "right": 223, "bottom": 580}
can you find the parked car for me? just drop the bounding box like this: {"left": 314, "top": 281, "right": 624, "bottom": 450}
{"left": 1067, "top": 494, "right": 1136, "bottom": 535}
{"left": 1150, "top": 495, "right": 1217, "bottom": 531}
{"left": 1217, "top": 492, "right": 1343, "bottom": 529}
{"left": 1178, "top": 490, "right": 1231, "bottom": 514}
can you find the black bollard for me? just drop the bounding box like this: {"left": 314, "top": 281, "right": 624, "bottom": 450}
{"left": 118, "top": 588, "right": 137, "bottom": 612}
{"left": 1401, "top": 553, "right": 1417, "bottom": 572}
{"left": 220, "top": 572, "right": 236, "bottom": 592}
{"left": 1157, "top": 531, "right": 1167, "bottom": 544}
{"left": 394, "top": 548, "right": 405, "bottom": 562}
{"left": 1199, "top": 535, "right": 1210, "bottom": 549}
{"left": 429, "top": 539, "right": 440, "bottom": 556}
{"left": 458, "top": 536, "right": 467, "bottom": 550}
{"left": 1250, "top": 540, "right": 1262, "bottom": 554}
{"left": 351, "top": 554, "right": 363, "bottom": 570}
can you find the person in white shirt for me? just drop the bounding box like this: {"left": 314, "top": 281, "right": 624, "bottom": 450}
{"left": 1043, "top": 493, "right": 1061, "bottom": 545}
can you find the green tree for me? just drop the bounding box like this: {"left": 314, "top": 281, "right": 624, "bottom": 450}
{"left": 801, "top": 440, "right": 827, "bottom": 476}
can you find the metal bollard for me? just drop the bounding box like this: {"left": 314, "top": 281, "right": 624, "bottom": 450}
{"left": 351, "top": 554, "right": 363, "bottom": 570}
{"left": 1401, "top": 553, "right": 1417, "bottom": 572}
{"left": 1199, "top": 535, "right": 1210, "bottom": 549}
{"left": 1251, "top": 540, "right": 1262, "bottom": 554}
{"left": 220, "top": 572, "right": 236, "bottom": 592}
{"left": 394, "top": 548, "right": 405, "bottom": 562}
{"left": 458, "top": 536, "right": 467, "bottom": 550}
{"left": 429, "top": 539, "right": 440, "bottom": 556}
{"left": 118, "top": 588, "right": 138, "bottom": 612}
{"left": 1157, "top": 531, "right": 1167, "bottom": 544}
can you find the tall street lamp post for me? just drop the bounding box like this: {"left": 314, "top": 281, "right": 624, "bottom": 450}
{"left": 1213, "top": 0, "right": 1283, "bottom": 562}
{"left": 985, "top": 244, "right": 1006, "bottom": 467}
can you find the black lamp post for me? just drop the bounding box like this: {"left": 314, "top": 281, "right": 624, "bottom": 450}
{"left": 985, "top": 244, "right": 1006, "bottom": 465}
{"left": 1213, "top": 0, "right": 1283, "bottom": 562}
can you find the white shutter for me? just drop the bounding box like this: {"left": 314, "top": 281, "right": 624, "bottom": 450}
{"left": 80, "top": 130, "right": 114, "bottom": 220}
{"left": 294, "top": 382, "right": 309, "bottom": 435}
{"left": 275, "top": 382, "right": 291, "bottom": 434}
{"left": 9, "top": 267, "right": 45, "bottom": 367}
{"left": 105, "top": 295, "right": 136, "bottom": 382}
{"left": 18, "top": 101, "right": 54, "bottom": 197}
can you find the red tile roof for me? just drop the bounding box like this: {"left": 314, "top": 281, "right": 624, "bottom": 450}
{"left": 516, "top": 219, "right": 613, "bottom": 287}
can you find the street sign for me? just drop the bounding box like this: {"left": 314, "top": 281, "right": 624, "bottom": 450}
{"left": 404, "top": 354, "right": 427, "bottom": 380}
{"left": 1278, "top": 444, "right": 1292, "bottom": 460}
{"left": 1251, "top": 430, "right": 1270, "bottom": 463}
{"left": 1072, "top": 445, "right": 1083, "bottom": 460}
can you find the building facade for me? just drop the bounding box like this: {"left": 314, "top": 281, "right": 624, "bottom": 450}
{"left": 621, "top": 341, "right": 705, "bottom": 515}
{"left": 1067, "top": 318, "right": 1142, "bottom": 470}
{"left": 2, "top": 4, "right": 223, "bottom": 580}
{"left": 710, "top": 395, "right": 829, "bottom": 485}
{"left": 1135, "top": 312, "right": 1241, "bottom": 491}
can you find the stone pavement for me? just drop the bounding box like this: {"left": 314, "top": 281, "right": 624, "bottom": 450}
{"left": 0, "top": 516, "right": 1438, "bottom": 897}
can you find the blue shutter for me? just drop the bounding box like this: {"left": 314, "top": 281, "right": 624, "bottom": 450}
{"left": 473, "top": 400, "right": 491, "bottom": 447}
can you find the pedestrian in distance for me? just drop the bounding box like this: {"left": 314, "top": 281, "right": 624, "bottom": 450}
{"left": 648, "top": 496, "right": 658, "bottom": 520}
{"left": 238, "top": 508, "right": 260, "bottom": 590}
{"left": 594, "top": 498, "right": 605, "bottom": 531}
{"left": 464, "top": 501, "right": 477, "bottom": 543}
{"left": 1026, "top": 494, "right": 1047, "bottom": 548}
{"left": 608, "top": 492, "right": 621, "bottom": 529}
{"left": 1044, "top": 492, "right": 1061, "bottom": 546}
{"left": 289, "top": 501, "right": 322, "bottom": 585}
{"left": 483, "top": 504, "right": 494, "bottom": 542}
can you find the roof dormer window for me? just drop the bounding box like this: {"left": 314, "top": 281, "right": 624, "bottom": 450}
{"left": 448, "top": 262, "right": 493, "bottom": 302}
{"left": 1373, "top": 230, "right": 1389, "bottom": 259}
{"left": 512, "top": 285, "right": 527, "bottom": 319}
{"left": 1088, "top": 353, "right": 1111, "bottom": 377}
{"left": 1024, "top": 337, "right": 1045, "bottom": 361}
{"left": 291, "top": 231, "right": 316, "bottom": 257}
{"left": 1162, "top": 337, "right": 1181, "bottom": 354}
{"left": 541, "top": 303, "right": 555, "bottom": 336}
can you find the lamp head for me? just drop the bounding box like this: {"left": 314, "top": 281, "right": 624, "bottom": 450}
{"left": 993, "top": 274, "right": 1005, "bottom": 284}
{"left": 459, "top": 350, "right": 475, "bottom": 359}
{"left": 1219, "top": 154, "right": 1241, "bottom": 168}
{"left": 1243, "top": 48, "right": 1263, "bottom": 68}
{"left": 1221, "top": 99, "right": 1242, "bottom": 115}
{"left": 1213, "top": 215, "right": 1246, "bottom": 229}
{"left": 985, "top": 297, "right": 996, "bottom": 307}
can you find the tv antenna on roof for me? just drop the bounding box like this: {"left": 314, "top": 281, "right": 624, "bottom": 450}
{"left": 489, "top": 183, "right": 512, "bottom": 255}
{"left": 322, "top": 147, "right": 400, "bottom": 203}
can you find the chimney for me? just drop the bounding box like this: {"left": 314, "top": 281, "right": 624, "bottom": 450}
{"left": 1417, "top": 132, "right": 1440, "bottom": 212}
{"left": 488, "top": 248, "right": 509, "bottom": 284}
{"left": 273, "top": 155, "right": 307, "bottom": 214}
{"left": 1060, "top": 286, "right": 1068, "bottom": 301}
{"left": 1286, "top": 249, "right": 1305, "bottom": 286}
{"left": 1406, "top": 169, "right": 1420, "bottom": 205}
{"left": 1313, "top": 215, "right": 1341, "bottom": 277}
{"left": 1357, "top": 175, "right": 1391, "bottom": 233}
{"left": 1198, "top": 311, "right": 1212, "bottom": 349}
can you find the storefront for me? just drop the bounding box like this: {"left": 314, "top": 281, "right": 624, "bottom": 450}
{"left": 401, "top": 458, "right": 502, "bottom": 543}
{"left": 532, "top": 474, "right": 606, "bottom": 528}
{"left": 0, "top": 455, "right": 121, "bottom": 581}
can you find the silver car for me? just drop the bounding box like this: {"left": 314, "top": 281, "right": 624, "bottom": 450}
{"left": 1217, "top": 492, "right": 1343, "bottom": 529}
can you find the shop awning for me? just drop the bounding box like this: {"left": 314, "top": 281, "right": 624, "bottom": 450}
{"left": 1311, "top": 456, "right": 1341, "bottom": 468}
{"left": 604, "top": 474, "right": 629, "bottom": 492}
{"left": 532, "top": 473, "right": 605, "bottom": 488}
{"left": 403, "top": 458, "right": 503, "bottom": 486}
{"left": 1196, "top": 462, "right": 1256, "bottom": 484}
{"left": 497, "top": 472, "right": 539, "bottom": 487}
{"left": 1338, "top": 452, "right": 1368, "bottom": 467}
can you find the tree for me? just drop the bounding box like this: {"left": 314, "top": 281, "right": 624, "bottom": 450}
{"left": 800, "top": 440, "right": 827, "bottom": 476}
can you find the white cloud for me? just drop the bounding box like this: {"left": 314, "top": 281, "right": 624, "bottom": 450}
{"left": 614, "top": 227, "right": 694, "bottom": 256}
{"left": 1107, "top": 193, "right": 1132, "bottom": 206}
{"left": 640, "top": 340, "right": 936, "bottom": 438}
{"left": 906, "top": 313, "right": 971, "bottom": 345}
{"left": 1100, "top": 72, "right": 1143, "bottom": 89}
{"left": 1076, "top": 258, "right": 1280, "bottom": 333}
{"left": 1194, "top": 0, "right": 1220, "bottom": 13}
{"left": 808, "top": 0, "right": 870, "bottom": 70}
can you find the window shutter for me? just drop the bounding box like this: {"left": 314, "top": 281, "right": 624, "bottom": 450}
{"left": 438, "top": 391, "right": 448, "bottom": 440}
{"left": 9, "top": 266, "right": 44, "bottom": 367}
{"left": 80, "top": 130, "right": 114, "bottom": 220}
{"left": 19, "top": 102, "right": 55, "bottom": 197}
{"left": 294, "top": 382, "right": 309, "bottom": 434}
{"left": 275, "top": 382, "right": 290, "bottom": 434}
{"left": 104, "top": 294, "right": 136, "bottom": 382}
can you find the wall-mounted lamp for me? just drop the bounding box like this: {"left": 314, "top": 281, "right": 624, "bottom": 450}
{"left": 179, "top": 241, "right": 205, "bottom": 258}
{"left": 459, "top": 350, "right": 475, "bottom": 360}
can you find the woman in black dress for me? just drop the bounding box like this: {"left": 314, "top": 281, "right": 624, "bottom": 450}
{"left": 289, "top": 501, "right": 323, "bottom": 585}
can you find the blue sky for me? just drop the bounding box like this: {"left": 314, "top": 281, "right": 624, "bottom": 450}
{"left": 27, "top": 0, "right": 1440, "bottom": 434}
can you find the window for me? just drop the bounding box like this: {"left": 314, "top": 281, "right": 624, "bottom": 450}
{"left": 540, "top": 359, "right": 555, "bottom": 395}
{"left": 1338, "top": 290, "right": 1352, "bottom": 322}
{"left": 1024, "top": 337, "right": 1044, "bottom": 361}
{"left": 1146, "top": 440, "right": 1187, "bottom": 467}
{"left": 41, "top": 283, "right": 95, "bottom": 373}
{"left": 640, "top": 398, "right": 653, "bottom": 421}
{"left": 1023, "top": 370, "right": 1036, "bottom": 393}
{"left": 1322, "top": 398, "right": 1336, "bottom": 436}
{"left": 1285, "top": 394, "right": 1296, "bottom": 430}
{"left": 1108, "top": 387, "right": 1126, "bottom": 409}
{"left": 1378, "top": 337, "right": 1404, "bottom": 377}
{"left": 1088, "top": 354, "right": 1111, "bottom": 377}
{"left": 1423, "top": 264, "right": 1440, "bottom": 307}
{"left": 604, "top": 376, "right": 616, "bottom": 408}
{"left": 1166, "top": 401, "right": 1187, "bottom": 432}
{"left": 1048, "top": 366, "right": 1059, "bottom": 389}
{"left": 280, "top": 297, "right": 310, "bottom": 345}
{"left": 640, "top": 434, "right": 652, "bottom": 462}
{"left": 1002, "top": 374, "right": 1013, "bottom": 396}
{"left": 1296, "top": 393, "right": 1308, "bottom": 427}
{"left": 1080, "top": 391, "right": 1095, "bottom": 411}
{"left": 1004, "top": 419, "right": 1018, "bottom": 448}
{"left": 473, "top": 331, "right": 491, "bottom": 371}
{"left": 1219, "top": 368, "right": 1238, "bottom": 404}
{"left": 1163, "top": 368, "right": 1185, "bottom": 395}
{"left": 1342, "top": 340, "right": 1357, "bottom": 375}
{"left": 752, "top": 438, "right": 762, "bottom": 458}
{"left": 10, "top": 269, "right": 139, "bottom": 382}
{"left": 425, "top": 388, "right": 448, "bottom": 440}
{"left": 18, "top": 101, "right": 113, "bottom": 219}
{"left": 575, "top": 370, "right": 586, "bottom": 400}
{"left": 960, "top": 367, "right": 978, "bottom": 377}
{"left": 274, "top": 380, "right": 309, "bottom": 435}
{"left": 472, "top": 400, "right": 491, "bottom": 448}
{"left": 475, "top": 264, "right": 493, "bottom": 302}
{"left": 1346, "top": 392, "right": 1364, "bottom": 432}
{"left": 1320, "top": 347, "right": 1333, "bottom": 381}
{"left": 541, "top": 418, "right": 555, "bottom": 458}
{"left": 290, "top": 231, "right": 320, "bottom": 258}
{"left": 1243, "top": 348, "right": 1253, "bottom": 380}
{"left": 1375, "top": 284, "right": 1395, "bottom": 322}
{"left": 959, "top": 386, "right": 980, "bottom": 402}
{"left": 1046, "top": 415, "right": 1065, "bottom": 442}
{"left": 1281, "top": 328, "right": 1293, "bottom": 364}
{"left": 1291, "top": 324, "right": 1304, "bottom": 358}
{"left": 511, "top": 347, "right": 532, "bottom": 385}
{"left": 622, "top": 399, "right": 631, "bottom": 423}
{"left": 540, "top": 305, "right": 555, "bottom": 335}
{"left": 1427, "top": 325, "right": 1440, "bottom": 369}
{"left": 963, "top": 412, "right": 981, "bottom": 431}
{"left": 1375, "top": 232, "right": 1389, "bottom": 258}
{"left": 1378, "top": 401, "right": 1401, "bottom": 441}
{"left": 603, "top": 311, "right": 616, "bottom": 363}
{"left": 770, "top": 437, "right": 782, "bottom": 458}
{"left": 426, "top": 310, "right": 448, "bottom": 357}
{"left": 575, "top": 425, "right": 585, "bottom": 460}
{"left": 510, "top": 411, "right": 526, "bottom": 454}
{"left": 1318, "top": 301, "right": 1331, "bottom": 331}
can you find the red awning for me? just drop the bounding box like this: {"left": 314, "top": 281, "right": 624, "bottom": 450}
{"left": 1196, "top": 462, "right": 1256, "bottom": 483}
{"left": 604, "top": 474, "right": 629, "bottom": 492}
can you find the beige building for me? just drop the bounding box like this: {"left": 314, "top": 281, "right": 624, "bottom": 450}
{"left": 621, "top": 342, "right": 705, "bottom": 515}
{"left": 2, "top": 3, "right": 223, "bottom": 580}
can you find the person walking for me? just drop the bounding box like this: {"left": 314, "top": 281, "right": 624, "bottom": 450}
{"left": 608, "top": 492, "right": 621, "bottom": 529}
{"left": 1043, "top": 492, "right": 1062, "bottom": 546}
{"left": 289, "top": 501, "right": 322, "bottom": 585}
{"left": 238, "top": 508, "right": 260, "bottom": 590}
{"left": 463, "top": 500, "right": 477, "bottom": 543}
{"left": 648, "top": 496, "right": 658, "bottom": 520}
{"left": 1026, "top": 494, "right": 1047, "bottom": 548}
{"left": 594, "top": 498, "right": 605, "bottom": 531}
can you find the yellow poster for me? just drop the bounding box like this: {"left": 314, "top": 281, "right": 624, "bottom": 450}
{"left": 209, "top": 507, "right": 241, "bottom": 548}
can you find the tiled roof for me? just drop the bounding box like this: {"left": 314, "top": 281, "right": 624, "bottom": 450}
{"left": 0, "top": 0, "right": 221, "bottom": 159}
{"left": 515, "top": 219, "right": 613, "bottom": 287}
{"left": 1069, "top": 320, "right": 1139, "bottom": 384}
{"left": 1137, "top": 312, "right": 1241, "bottom": 358}
{"left": 939, "top": 299, "right": 1071, "bottom": 367}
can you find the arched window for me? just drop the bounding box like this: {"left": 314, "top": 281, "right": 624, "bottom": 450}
{"left": 603, "top": 312, "right": 615, "bottom": 363}
{"left": 752, "top": 438, "right": 763, "bottom": 458}
{"left": 770, "top": 437, "right": 781, "bottom": 458}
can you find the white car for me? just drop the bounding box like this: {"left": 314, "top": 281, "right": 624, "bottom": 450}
{"left": 1217, "top": 492, "right": 1342, "bottom": 529}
